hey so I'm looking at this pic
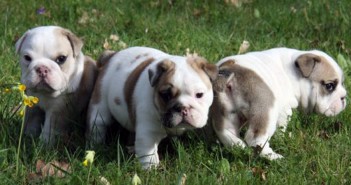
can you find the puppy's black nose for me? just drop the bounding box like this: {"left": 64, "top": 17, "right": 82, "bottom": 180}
{"left": 36, "top": 66, "right": 49, "bottom": 78}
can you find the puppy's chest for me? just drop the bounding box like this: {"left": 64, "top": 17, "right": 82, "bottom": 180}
{"left": 37, "top": 93, "right": 78, "bottom": 112}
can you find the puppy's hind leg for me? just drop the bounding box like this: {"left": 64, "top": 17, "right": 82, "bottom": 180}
{"left": 86, "top": 102, "right": 112, "bottom": 145}
{"left": 244, "top": 108, "right": 283, "bottom": 160}
{"left": 213, "top": 113, "right": 246, "bottom": 148}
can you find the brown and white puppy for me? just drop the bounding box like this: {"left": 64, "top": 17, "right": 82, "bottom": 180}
{"left": 211, "top": 48, "right": 347, "bottom": 160}
{"left": 87, "top": 47, "right": 217, "bottom": 169}
{"left": 16, "top": 26, "right": 98, "bottom": 144}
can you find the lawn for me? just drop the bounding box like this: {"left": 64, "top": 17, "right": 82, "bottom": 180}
{"left": 1, "top": 0, "right": 351, "bottom": 184}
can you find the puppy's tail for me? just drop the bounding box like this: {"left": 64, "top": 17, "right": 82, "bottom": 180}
{"left": 97, "top": 50, "right": 116, "bottom": 68}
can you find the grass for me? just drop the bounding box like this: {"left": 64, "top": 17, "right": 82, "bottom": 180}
{"left": 1, "top": 0, "right": 351, "bottom": 184}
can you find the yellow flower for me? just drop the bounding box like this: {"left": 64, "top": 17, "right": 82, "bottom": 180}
{"left": 83, "top": 150, "right": 95, "bottom": 166}
{"left": 31, "top": 96, "right": 39, "bottom": 104}
{"left": 4, "top": 88, "right": 11, "bottom": 93}
{"left": 22, "top": 95, "right": 39, "bottom": 108}
{"left": 23, "top": 96, "right": 32, "bottom": 107}
{"left": 18, "top": 84, "right": 26, "bottom": 92}
{"left": 82, "top": 159, "right": 89, "bottom": 167}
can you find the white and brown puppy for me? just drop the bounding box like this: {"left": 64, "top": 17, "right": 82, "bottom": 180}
{"left": 211, "top": 48, "right": 347, "bottom": 160}
{"left": 16, "top": 26, "right": 98, "bottom": 144}
{"left": 87, "top": 47, "right": 217, "bottom": 169}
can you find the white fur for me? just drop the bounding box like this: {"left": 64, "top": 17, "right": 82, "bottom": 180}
{"left": 88, "top": 47, "right": 214, "bottom": 169}
{"left": 215, "top": 48, "right": 347, "bottom": 159}
{"left": 16, "top": 26, "right": 86, "bottom": 144}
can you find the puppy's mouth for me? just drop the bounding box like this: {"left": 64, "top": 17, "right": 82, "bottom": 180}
{"left": 161, "top": 110, "right": 197, "bottom": 129}
{"left": 31, "top": 80, "right": 55, "bottom": 92}
{"left": 162, "top": 117, "right": 195, "bottom": 129}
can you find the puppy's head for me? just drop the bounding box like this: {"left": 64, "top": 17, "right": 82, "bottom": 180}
{"left": 15, "top": 26, "right": 84, "bottom": 97}
{"left": 294, "top": 51, "right": 347, "bottom": 116}
{"left": 148, "top": 56, "right": 217, "bottom": 130}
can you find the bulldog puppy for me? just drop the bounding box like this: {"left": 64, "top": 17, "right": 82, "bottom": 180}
{"left": 211, "top": 48, "right": 347, "bottom": 160}
{"left": 16, "top": 26, "right": 98, "bottom": 145}
{"left": 87, "top": 47, "right": 217, "bottom": 169}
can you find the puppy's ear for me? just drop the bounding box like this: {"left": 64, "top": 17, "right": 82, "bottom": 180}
{"left": 213, "top": 59, "right": 236, "bottom": 92}
{"left": 188, "top": 56, "right": 218, "bottom": 82}
{"left": 202, "top": 63, "right": 218, "bottom": 82}
{"left": 295, "top": 53, "right": 321, "bottom": 78}
{"left": 15, "top": 32, "right": 28, "bottom": 54}
{"left": 219, "top": 59, "right": 235, "bottom": 69}
{"left": 214, "top": 69, "right": 235, "bottom": 92}
{"left": 149, "top": 59, "right": 175, "bottom": 87}
{"left": 61, "top": 29, "right": 83, "bottom": 58}
{"left": 97, "top": 50, "right": 116, "bottom": 68}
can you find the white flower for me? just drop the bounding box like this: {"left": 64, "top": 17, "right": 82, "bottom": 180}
{"left": 238, "top": 40, "right": 250, "bottom": 54}
{"left": 132, "top": 173, "right": 141, "bottom": 185}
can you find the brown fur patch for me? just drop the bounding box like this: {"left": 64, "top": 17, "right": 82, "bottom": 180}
{"left": 76, "top": 56, "right": 99, "bottom": 112}
{"left": 296, "top": 54, "right": 339, "bottom": 96}
{"left": 151, "top": 60, "right": 177, "bottom": 112}
{"left": 97, "top": 50, "right": 116, "bottom": 68}
{"left": 57, "top": 28, "right": 83, "bottom": 58}
{"left": 48, "top": 56, "right": 98, "bottom": 146}
{"left": 296, "top": 54, "right": 338, "bottom": 82}
{"left": 134, "top": 53, "right": 149, "bottom": 62}
{"left": 212, "top": 62, "right": 274, "bottom": 137}
{"left": 313, "top": 56, "right": 339, "bottom": 82}
{"left": 220, "top": 59, "right": 236, "bottom": 67}
{"left": 124, "top": 58, "right": 155, "bottom": 127}
{"left": 52, "top": 28, "right": 81, "bottom": 74}
{"left": 187, "top": 56, "right": 217, "bottom": 89}
{"left": 90, "top": 55, "right": 114, "bottom": 105}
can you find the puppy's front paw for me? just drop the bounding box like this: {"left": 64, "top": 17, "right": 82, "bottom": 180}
{"left": 39, "top": 132, "right": 55, "bottom": 145}
{"left": 259, "top": 146, "right": 284, "bottom": 160}
{"left": 261, "top": 152, "right": 284, "bottom": 160}
{"left": 216, "top": 129, "right": 246, "bottom": 148}
{"left": 138, "top": 154, "right": 160, "bottom": 170}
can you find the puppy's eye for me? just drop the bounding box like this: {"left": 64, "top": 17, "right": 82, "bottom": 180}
{"left": 24, "top": 55, "right": 32, "bottom": 62}
{"left": 196, "top": 92, "right": 204, "bottom": 99}
{"left": 159, "top": 90, "right": 172, "bottom": 102}
{"left": 325, "top": 83, "right": 336, "bottom": 92}
{"left": 55, "top": 55, "right": 67, "bottom": 65}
